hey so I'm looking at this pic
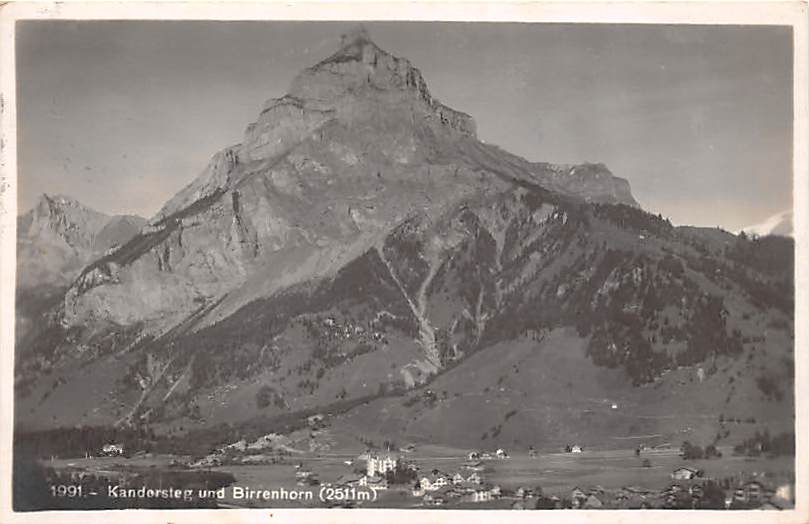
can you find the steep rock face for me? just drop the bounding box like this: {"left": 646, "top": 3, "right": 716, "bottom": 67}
{"left": 58, "top": 30, "right": 499, "bottom": 330}
{"left": 286, "top": 27, "right": 476, "bottom": 139}
{"left": 59, "top": 29, "right": 639, "bottom": 334}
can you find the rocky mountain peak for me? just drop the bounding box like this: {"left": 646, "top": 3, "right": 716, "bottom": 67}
{"left": 33, "top": 193, "right": 88, "bottom": 215}
{"left": 21, "top": 193, "right": 109, "bottom": 248}
{"left": 284, "top": 27, "right": 477, "bottom": 137}
{"left": 158, "top": 28, "right": 478, "bottom": 218}
{"left": 62, "top": 29, "right": 640, "bottom": 332}
{"left": 16, "top": 194, "right": 145, "bottom": 289}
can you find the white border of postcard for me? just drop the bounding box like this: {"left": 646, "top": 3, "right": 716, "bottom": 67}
{"left": 0, "top": 1, "right": 806, "bottom": 524}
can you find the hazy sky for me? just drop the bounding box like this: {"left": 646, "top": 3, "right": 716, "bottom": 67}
{"left": 16, "top": 21, "right": 792, "bottom": 230}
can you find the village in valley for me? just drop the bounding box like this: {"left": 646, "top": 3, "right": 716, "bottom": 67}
{"left": 40, "top": 416, "right": 794, "bottom": 512}
{"left": 275, "top": 445, "right": 795, "bottom": 510}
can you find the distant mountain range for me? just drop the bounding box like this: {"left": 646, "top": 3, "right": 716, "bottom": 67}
{"left": 15, "top": 28, "right": 793, "bottom": 454}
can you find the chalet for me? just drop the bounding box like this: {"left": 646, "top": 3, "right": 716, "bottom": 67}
{"left": 515, "top": 487, "right": 534, "bottom": 498}
{"left": 671, "top": 466, "right": 702, "bottom": 480}
{"left": 418, "top": 472, "right": 450, "bottom": 492}
{"left": 571, "top": 487, "right": 588, "bottom": 508}
{"left": 462, "top": 487, "right": 494, "bottom": 503}
{"left": 741, "top": 480, "right": 766, "bottom": 504}
{"left": 101, "top": 443, "right": 124, "bottom": 456}
{"left": 424, "top": 486, "right": 456, "bottom": 506}
{"left": 495, "top": 448, "right": 509, "bottom": 459}
{"left": 466, "top": 472, "right": 482, "bottom": 484}
{"left": 452, "top": 473, "right": 466, "bottom": 485}
{"left": 571, "top": 445, "right": 583, "bottom": 453}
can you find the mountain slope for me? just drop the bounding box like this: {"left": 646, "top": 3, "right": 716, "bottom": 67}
{"left": 17, "top": 184, "right": 793, "bottom": 453}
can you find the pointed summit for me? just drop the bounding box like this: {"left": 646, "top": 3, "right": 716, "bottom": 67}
{"left": 283, "top": 27, "right": 477, "bottom": 137}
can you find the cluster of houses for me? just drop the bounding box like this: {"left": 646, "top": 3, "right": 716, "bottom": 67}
{"left": 563, "top": 475, "right": 794, "bottom": 510}
{"left": 659, "top": 477, "right": 791, "bottom": 509}
{"left": 530, "top": 476, "right": 794, "bottom": 510}
{"left": 726, "top": 479, "right": 792, "bottom": 509}
{"left": 414, "top": 468, "right": 498, "bottom": 506}
{"left": 325, "top": 452, "right": 500, "bottom": 506}
{"left": 466, "top": 448, "right": 509, "bottom": 461}
{"left": 329, "top": 452, "right": 408, "bottom": 492}
{"left": 317, "top": 447, "right": 793, "bottom": 511}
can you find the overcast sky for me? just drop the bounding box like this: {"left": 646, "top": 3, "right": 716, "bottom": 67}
{"left": 16, "top": 21, "right": 792, "bottom": 231}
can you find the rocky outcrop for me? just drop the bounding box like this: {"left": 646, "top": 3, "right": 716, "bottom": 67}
{"left": 16, "top": 194, "right": 145, "bottom": 288}
{"left": 533, "top": 162, "right": 639, "bottom": 207}
{"left": 288, "top": 26, "right": 476, "bottom": 138}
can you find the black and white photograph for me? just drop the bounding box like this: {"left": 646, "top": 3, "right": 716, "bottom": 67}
{"left": 0, "top": 2, "right": 806, "bottom": 522}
